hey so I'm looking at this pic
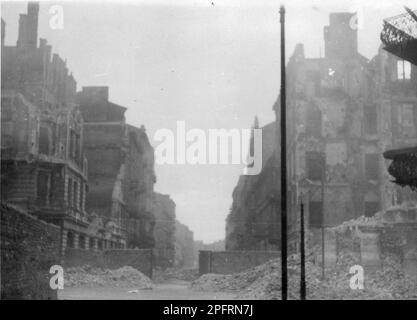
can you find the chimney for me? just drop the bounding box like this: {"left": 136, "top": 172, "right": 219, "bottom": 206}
{"left": 324, "top": 12, "right": 358, "bottom": 60}
{"left": 17, "top": 2, "right": 39, "bottom": 49}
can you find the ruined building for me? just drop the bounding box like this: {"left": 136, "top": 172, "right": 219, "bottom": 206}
{"left": 0, "top": 3, "right": 123, "bottom": 252}
{"left": 78, "top": 87, "right": 156, "bottom": 249}
{"left": 381, "top": 7, "right": 417, "bottom": 189}
{"left": 152, "top": 193, "right": 176, "bottom": 268}
{"left": 226, "top": 120, "right": 281, "bottom": 250}
{"left": 282, "top": 12, "right": 417, "bottom": 252}
{"left": 226, "top": 12, "right": 417, "bottom": 252}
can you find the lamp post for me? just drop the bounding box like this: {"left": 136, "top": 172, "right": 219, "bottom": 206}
{"left": 279, "top": 4, "right": 288, "bottom": 300}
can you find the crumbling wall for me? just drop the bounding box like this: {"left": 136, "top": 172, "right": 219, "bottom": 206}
{"left": 325, "top": 208, "right": 417, "bottom": 276}
{"left": 1, "top": 203, "right": 61, "bottom": 300}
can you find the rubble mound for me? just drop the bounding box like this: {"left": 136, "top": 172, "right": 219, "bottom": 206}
{"left": 191, "top": 259, "right": 280, "bottom": 292}
{"left": 154, "top": 267, "right": 199, "bottom": 282}
{"left": 191, "top": 255, "right": 417, "bottom": 300}
{"left": 64, "top": 265, "right": 153, "bottom": 289}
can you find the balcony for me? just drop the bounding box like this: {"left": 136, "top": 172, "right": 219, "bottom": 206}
{"left": 381, "top": 9, "right": 417, "bottom": 65}
{"left": 383, "top": 146, "right": 417, "bottom": 190}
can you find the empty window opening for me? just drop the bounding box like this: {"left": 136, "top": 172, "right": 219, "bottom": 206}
{"left": 309, "top": 201, "right": 323, "bottom": 227}
{"left": 365, "top": 154, "right": 379, "bottom": 180}
{"left": 306, "top": 104, "right": 322, "bottom": 137}
{"left": 306, "top": 151, "right": 325, "bottom": 181}
{"left": 365, "top": 201, "right": 379, "bottom": 217}
{"left": 364, "top": 104, "right": 377, "bottom": 135}
{"left": 397, "top": 60, "right": 411, "bottom": 80}
{"left": 37, "top": 171, "right": 49, "bottom": 206}
{"left": 67, "top": 232, "right": 74, "bottom": 249}
{"left": 79, "top": 234, "right": 85, "bottom": 249}
{"left": 39, "top": 126, "right": 50, "bottom": 155}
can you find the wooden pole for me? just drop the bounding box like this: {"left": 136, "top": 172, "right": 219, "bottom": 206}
{"left": 321, "top": 152, "right": 325, "bottom": 280}
{"left": 279, "top": 4, "right": 288, "bottom": 300}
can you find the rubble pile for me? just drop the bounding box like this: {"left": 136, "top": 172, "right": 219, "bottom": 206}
{"left": 64, "top": 265, "right": 153, "bottom": 289}
{"left": 191, "top": 259, "right": 280, "bottom": 292}
{"left": 191, "top": 254, "right": 417, "bottom": 300}
{"left": 331, "top": 212, "right": 386, "bottom": 233}
{"left": 154, "top": 267, "right": 199, "bottom": 282}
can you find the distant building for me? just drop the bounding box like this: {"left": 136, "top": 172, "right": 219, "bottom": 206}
{"left": 1, "top": 2, "right": 122, "bottom": 252}
{"left": 78, "top": 87, "right": 156, "bottom": 249}
{"left": 152, "top": 193, "right": 176, "bottom": 268}
{"left": 226, "top": 120, "right": 281, "bottom": 250}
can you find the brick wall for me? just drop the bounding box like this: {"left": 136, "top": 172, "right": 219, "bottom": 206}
{"left": 1, "top": 203, "right": 61, "bottom": 300}
{"left": 199, "top": 250, "right": 280, "bottom": 275}
{"left": 64, "top": 248, "right": 153, "bottom": 278}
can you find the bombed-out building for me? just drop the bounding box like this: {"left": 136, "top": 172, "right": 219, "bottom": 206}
{"left": 226, "top": 12, "right": 417, "bottom": 252}
{"left": 152, "top": 193, "right": 176, "bottom": 268}
{"left": 283, "top": 12, "right": 417, "bottom": 251}
{"left": 78, "top": 87, "right": 157, "bottom": 249}
{"left": 0, "top": 2, "right": 123, "bottom": 253}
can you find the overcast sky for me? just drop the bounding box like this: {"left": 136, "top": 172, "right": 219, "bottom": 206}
{"left": 2, "top": 0, "right": 415, "bottom": 242}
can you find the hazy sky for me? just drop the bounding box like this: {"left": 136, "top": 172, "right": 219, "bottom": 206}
{"left": 1, "top": 0, "right": 415, "bottom": 242}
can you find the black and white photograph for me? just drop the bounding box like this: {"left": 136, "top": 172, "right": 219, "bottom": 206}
{"left": 1, "top": 0, "right": 417, "bottom": 304}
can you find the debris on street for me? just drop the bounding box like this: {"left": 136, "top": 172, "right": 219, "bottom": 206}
{"left": 153, "top": 267, "right": 199, "bottom": 282}
{"left": 64, "top": 265, "right": 153, "bottom": 289}
{"left": 191, "top": 254, "right": 417, "bottom": 300}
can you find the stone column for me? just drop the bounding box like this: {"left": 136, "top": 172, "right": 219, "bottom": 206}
{"left": 73, "top": 233, "right": 79, "bottom": 249}
{"left": 93, "top": 238, "right": 98, "bottom": 251}
{"left": 61, "top": 229, "right": 68, "bottom": 256}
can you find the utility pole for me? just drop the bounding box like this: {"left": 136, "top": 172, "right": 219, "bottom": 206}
{"left": 321, "top": 152, "right": 325, "bottom": 280}
{"left": 279, "top": 4, "right": 288, "bottom": 300}
{"left": 300, "top": 198, "right": 306, "bottom": 300}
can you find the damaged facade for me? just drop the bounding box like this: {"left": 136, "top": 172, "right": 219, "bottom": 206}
{"left": 152, "top": 193, "right": 176, "bottom": 268}
{"left": 0, "top": 2, "right": 121, "bottom": 253}
{"left": 284, "top": 12, "right": 417, "bottom": 252}
{"left": 1, "top": 2, "right": 159, "bottom": 255}
{"left": 78, "top": 87, "right": 157, "bottom": 249}
{"left": 226, "top": 12, "right": 417, "bottom": 253}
